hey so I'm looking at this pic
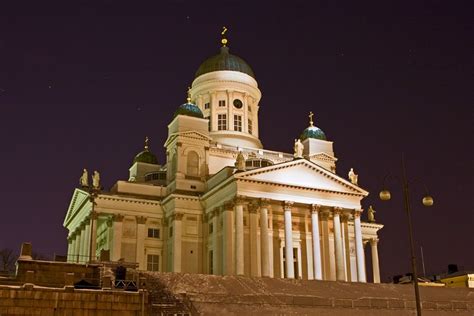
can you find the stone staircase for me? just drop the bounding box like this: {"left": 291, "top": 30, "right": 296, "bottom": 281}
{"left": 141, "top": 272, "right": 193, "bottom": 316}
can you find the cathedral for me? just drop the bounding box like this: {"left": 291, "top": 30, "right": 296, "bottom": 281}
{"left": 63, "top": 32, "right": 383, "bottom": 283}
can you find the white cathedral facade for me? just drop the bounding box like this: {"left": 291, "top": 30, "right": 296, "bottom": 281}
{"left": 64, "top": 38, "right": 383, "bottom": 283}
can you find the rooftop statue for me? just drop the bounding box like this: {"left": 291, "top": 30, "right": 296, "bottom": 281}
{"left": 294, "top": 139, "right": 304, "bottom": 159}
{"left": 235, "top": 151, "right": 246, "bottom": 172}
{"left": 348, "top": 168, "right": 358, "bottom": 185}
{"left": 92, "top": 171, "right": 101, "bottom": 190}
{"left": 368, "top": 205, "right": 376, "bottom": 223}
{"left": 79, "top": 169, "right": 88, "bottom": 188}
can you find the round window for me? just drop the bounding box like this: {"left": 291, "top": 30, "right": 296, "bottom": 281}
{"left": 233, "top": 99, "right": 243, "bottom": 109}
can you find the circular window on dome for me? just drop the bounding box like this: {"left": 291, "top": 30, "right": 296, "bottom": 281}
{"left": 233, "top": 99, "right": 243, "bottom": 109}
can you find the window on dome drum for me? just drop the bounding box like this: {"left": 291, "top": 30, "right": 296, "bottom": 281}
{"left": 234, "top": 115, "right": 242, "bottom": 132}
{"left": 248, "top": 105, "right": 251, "bottom": 112}
{"left": 204, "top": 102, "right": 210, "bottom": 109}
{"left": 233, "top": 99, "right": 243, "bottom": 109}
{"left": 218, "top": 114, "right": 227, "bottom": 130}
{"left": 147, "top": 254, "right": 160, "bottom": 272}
{"left": 147, "top": 228, "right": 160, "bottom": 239}
{"left": 187, "top": 151, "right": 199, "bottom": 176}
{"left": 209, "top": 222, "right": 213, "bottom": 234}
{"left": 218, "top": 100, "right": 226, "bottom": 107}
{"left": 248, "top": 119, "right": 253, "bottom": 135}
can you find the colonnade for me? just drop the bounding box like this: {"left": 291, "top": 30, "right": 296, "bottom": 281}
{"left": 67, "top": 212, "right": 149, "bottom": 268}
{"left": 210, "top": 197, "right": 380, "bottom": 283}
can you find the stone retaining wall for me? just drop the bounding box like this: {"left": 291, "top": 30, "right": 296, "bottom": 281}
{"left": 0, "top": 284, "right": 146, "bottom": 316}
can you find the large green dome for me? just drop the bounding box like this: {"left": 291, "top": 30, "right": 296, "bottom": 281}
{"left": 195, "top": 46, "right": 255, "bottom": 79}
{"left": 173, "top": 102, "right": 204, "bottom": 119}
{"left": 133, "top": 137, "right": 158, "bottom": 164}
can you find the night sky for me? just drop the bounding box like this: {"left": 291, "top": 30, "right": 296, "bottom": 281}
{"left": 0, "top": 1, "right": 472, "bottom": 282}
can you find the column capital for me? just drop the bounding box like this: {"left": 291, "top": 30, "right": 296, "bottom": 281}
{"left": 90, "top": 211, "right": 99, "bottom": 220}
{"left": 248, "top": 202, "right": 259, "bottom": 214}
{"left": 311, "top": 204, "right": 321, "bottom": 213}
{"left": 113, "top": 214, "right": 124, "bottom": 222}
{"left": 352, "top": 209, "right": 363, "bottom": 218}
{"left": 233, "top": 196, "right": 246, "bottom": 205}
{"left": 224, "top": 200, "right": 235, "bottom": 209}
{"left": 320, "top": 210, "right": 330, "bottom": 221}
{"left": 283, "top": 201, "right": 293, "bottom": 210}
{"left": 136, "top": 216, "right": 147, "bottom": 225}
{"left": 172, "top": 212, "right": 185, "bottom": 221}
{"left": 370, "top": 238, "right": 379, "bottom": 246}
{"left": 259, "top": 198, "right": 271, "bottom": 208}
{"left": 341, "top": 213, "right": 350, "bottom": 222}
{"left": 333, "top": 207, "right": 343, "bottom": 215}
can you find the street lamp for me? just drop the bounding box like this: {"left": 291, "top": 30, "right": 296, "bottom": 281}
{"left": 379, "top": 154, "right": 434, "bottom": 316}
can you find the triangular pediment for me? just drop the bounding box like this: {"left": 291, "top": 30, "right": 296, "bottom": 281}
{"left": 235, "top": 159, "right": 367, "bottom": 195}
{"left": 63, "top": 188, "right": 90, "bottom": 226}
{"left": 309, "top": 152, "right": 338, "bottom": 162}
{"left": 164, "top": 131, "right": 212, "bottom": 147}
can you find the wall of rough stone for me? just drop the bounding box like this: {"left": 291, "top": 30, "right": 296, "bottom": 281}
{"left": 0, "top": 284, "right": 147, "bottom": 316}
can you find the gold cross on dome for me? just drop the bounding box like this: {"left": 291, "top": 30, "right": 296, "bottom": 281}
{"left": 187, "top": 86, "right": 191, "bottom": 103}
{"left": 221, "top": 26, "right": 228, "bottom": 46}
{"left": 309, "top": 111, "right": 314, "bottom": 127}
{"left": 144, "top": 136, "right": 149, "bottom": 150}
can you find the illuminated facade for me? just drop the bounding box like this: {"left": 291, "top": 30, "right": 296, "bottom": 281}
{"left": 63, "top": 37, "right": 383, "bottom": 282}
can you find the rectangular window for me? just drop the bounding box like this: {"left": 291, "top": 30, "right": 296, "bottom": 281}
{"left": 248, "top": 105, "right": 251, "bottom": 112}
{"left": 209, "top": 222, "right": 214, "bottom": 234}
{"left": 147, "top": 228, "right": 160, "bottom": 239}
{"left": 248, "top": 119, "right": 253, "bottom": 135}
{"left": 169, "top": 226, "right": 173, "bottom": 237}
{"left": 204, "top": 102, "right": 210, "bottom": 109}
{"left": 147, "top": 254, "right": 160, "bottom": 272}
{"left": 218, "top": 114, "right": 227, "bottom": 130}
{"left": 234, "top": 115, "right": 242, "bottom": 132}
{"left": 218, "top": 100, "right": 226, "bottom": 107}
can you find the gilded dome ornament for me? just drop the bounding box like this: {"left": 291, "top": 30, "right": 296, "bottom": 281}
{"left": 299, "top": 111, "right": 327, "bottom": 141}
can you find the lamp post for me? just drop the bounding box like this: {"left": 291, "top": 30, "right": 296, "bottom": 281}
{"left": 379, "top": 154, "right": 433, "bottom": 316}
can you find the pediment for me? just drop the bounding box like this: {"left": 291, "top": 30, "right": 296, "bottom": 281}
{"left": 309, "top": 152, "right": 338, "bottom": 162}
{"left": 63, "top": 188, "right": 90, "bottom": 226}
{"left": 235, "top": 159, "right": 367, "bottom": 196}
{"left": 164, "top": 131, "right": 212, "bottom": 147}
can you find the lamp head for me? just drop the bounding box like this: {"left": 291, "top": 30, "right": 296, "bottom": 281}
{"left": 379, "top": 190, "right": 391, "bottom": 201}
{"left": 422, "top": 195, "right": 434, "bottom": 206}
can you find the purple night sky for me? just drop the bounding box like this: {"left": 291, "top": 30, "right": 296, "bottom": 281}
{"left": 0, "top": 1, "right": 472, "bottom": 281}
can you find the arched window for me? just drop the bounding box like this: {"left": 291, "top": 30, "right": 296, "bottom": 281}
{"left": 187, "top": 151, "right": 199, "bottom": 176}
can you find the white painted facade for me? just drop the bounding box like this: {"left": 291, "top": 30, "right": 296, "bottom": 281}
{"left": 63, "top": 44, "right": 383, "bottom": 282}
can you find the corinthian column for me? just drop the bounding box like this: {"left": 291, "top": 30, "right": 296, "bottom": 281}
{"left": 112, "top": 214, "right": 124, "bottom": 261}
{"left": 222, "top": 202, "right": 234, "bottom": 275}
{"left": 260, "top": 199, "right": 271, "bottom": 277}
{"left": 283, "top": 201, "right": 295, "bottom": 279}
{"left": 333, "top": 208, "right": 345, "bottom": 281}
{"left": 353, "top": 209, "right": 366, "bottom": 282}
{"left": 89, "top": 212, "right": 98, "bottom": 262}
{"left": 234, "top": 198, "right": 244, "bottom": 275}
{"left": 311, "top": 205, "right": 323, "bottom": 280}
{"left": 370, "top": 238, "right": 381, "bottom": 283}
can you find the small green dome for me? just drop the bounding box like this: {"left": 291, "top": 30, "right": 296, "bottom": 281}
{"left": 195, "top": 46, "right": 255, "bottom": 79}
{"left": 133, "top": 137, "right": 158, "bottom": 164}
{"left": 300, "top": 126, "right": 327, "bottom": 141}
{"left": 173, "top": 102, "right": 204, "bottom": 119}
{"left": 299, "top": 112, "right": 327, "bottom": 141}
